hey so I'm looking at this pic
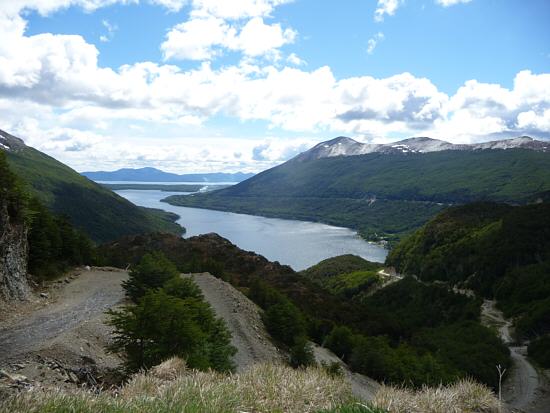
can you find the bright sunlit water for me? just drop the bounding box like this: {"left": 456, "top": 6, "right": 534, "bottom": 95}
{"left": 115, "top": 188, "right": 388, "bottom": 271}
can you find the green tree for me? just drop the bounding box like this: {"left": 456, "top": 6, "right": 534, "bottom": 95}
{"left": 123, "top": 252, "right": 179, "bottom": 302}
{"left": 324, "top": 326, "right": 356, "bottom": 362}
{"left": 108, "top": 289, "right": 236, "bottom": 372}
{"left": 163, "top": 276, "right": 203, "bottom": 300}
{"left": 263, "top": 299, "right": 306, "bottom": 346}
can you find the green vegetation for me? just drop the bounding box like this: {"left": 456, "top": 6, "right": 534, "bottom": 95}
{"left": 1, "top": 151, "right": 95, "bottom": 279}
{"left": 301, "top": 255, "right": 382, "bottom": 279}
{"left": 5, "top": 145, "right": 183, "bottom": 242}
{"left": 99, "top": 234, "right": 510, "bottom": 388}
{"left": 387, "top": 202, "right": 550, "bottom": 340}
{"left": 27, "top": 198, "right": 94, "bottom": 278}
{"left": 122, "top": 252, "right": 180, "bottom": 302}
{"left": 165, "top": 149, "right": 550, "bottom": 241}
{"left": 108, "top": 253, "right": 236, "bottom": 373}
{"left": 528, "top": 335, "right": 550, "bottom": 368}
{"left": 0, "top": 151, "right": 27, "bottom": 224}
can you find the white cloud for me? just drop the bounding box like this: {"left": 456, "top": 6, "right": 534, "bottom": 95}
{"left": 190, "top": 0, "right": 293, "bottom": 20}
{"left": 367, "top": 32, "right": 384, "bottom": 55}
{"left": 0, "top": 3, "right": 548, "bottom": 172}
{"left": 435, "top": 0, "right": 472, "bottom": 7}
{"left": 374, "top": 0, "right": 403, "bottom": 22}
{"left": 287, "top": 53, "right": 305, "bottom": 66}
{"left": 161, "top": 9, "right": 296, "bottom": 61}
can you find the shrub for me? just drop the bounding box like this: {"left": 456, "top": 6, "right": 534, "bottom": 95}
{"left": 528, "top": 335, "right": 550, "bottom": 368}
{"left": 290, "top": 336, "right": 315, "bottom": 368}
{"left": 325, "top": 326, "right": 356, "bottom": 362}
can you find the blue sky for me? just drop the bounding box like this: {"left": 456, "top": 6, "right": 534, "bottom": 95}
{"left": 1, "top": 0, "right": 549, "bottom": 172}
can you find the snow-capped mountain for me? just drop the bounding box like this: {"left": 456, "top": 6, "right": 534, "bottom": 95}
{"left": 293, "top": 136, "right": 550, "bottom": 162}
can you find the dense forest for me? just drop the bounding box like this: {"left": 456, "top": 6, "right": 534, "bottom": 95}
{"left": 1, "top": 151, "right": 95, "bottom": 278}
{"left": 387, "top": 202, "right": 550, "bottom": 366}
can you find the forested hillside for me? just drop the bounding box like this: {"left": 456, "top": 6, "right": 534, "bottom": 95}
{"left": 1, "top": 129, "right": 182, "bottom": 242}
{"left": 166, "top": 148, "right": 550, "bottom": 241}
{"left": 387, "top": 202, "right": 550, "bottom": 366}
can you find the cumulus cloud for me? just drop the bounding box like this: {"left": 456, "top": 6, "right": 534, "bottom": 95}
{"left": 0, "top": 0, "right": 548, "bottom": 171}
{"left": 374, "top": 0, "right": 403, "bottom": 22}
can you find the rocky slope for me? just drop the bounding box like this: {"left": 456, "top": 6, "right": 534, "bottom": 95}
{"left": 0, "top": 205, "right": 29, "bottom": 302}
{"left": 0, "top": 150, "right": 29, "bottom": 302}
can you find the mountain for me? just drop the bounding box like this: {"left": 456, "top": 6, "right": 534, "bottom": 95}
{"left": 81, "top": 167, "right": 254, "bottom": 182}
{"left": 0, "top": 129, "right": 183, "bottom": 243}
{"left": 164, "top": 135, "right": 550, "bottom": 242}
{"left": 294, "top": 135, "right": 550, "bottom": 162}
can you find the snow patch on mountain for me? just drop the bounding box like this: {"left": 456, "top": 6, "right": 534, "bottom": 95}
{"left": 293, "top": 136, "right": 549, "bottom": 161}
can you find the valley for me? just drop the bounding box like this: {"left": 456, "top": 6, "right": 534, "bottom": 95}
{"left": 114, "top": 188, "right": 388, "bottom": 270}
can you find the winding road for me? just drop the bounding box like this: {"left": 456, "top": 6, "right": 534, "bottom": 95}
{"left": 481, "top": 300, "right": 548, "bottom": 413}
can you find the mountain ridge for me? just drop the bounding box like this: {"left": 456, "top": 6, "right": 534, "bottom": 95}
{"left": 293, "top": 135, "right": 550, "bottom": 162}
{"left": 82, "top": 167, "right": 254, "bottom": 182}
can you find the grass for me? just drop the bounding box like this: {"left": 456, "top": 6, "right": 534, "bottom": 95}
{"left": 372, "top": 380, "right": 501, "bottom": 413}
{"left": 0, "top": 359, "right": 353, "bottom": 413}
{"left": 0, "top": 358, "right": 502, "bottom": 413}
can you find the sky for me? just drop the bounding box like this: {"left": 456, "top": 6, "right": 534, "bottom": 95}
{"left": 0, "top": 0, "right": 549, "bottom": 173}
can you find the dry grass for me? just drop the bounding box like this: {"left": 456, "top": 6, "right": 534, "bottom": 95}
{"left": 372, "top": 379, "right": 501, "bottom": 413}
{"left": 0, "top": 358, "right": 354, "bottom": 413}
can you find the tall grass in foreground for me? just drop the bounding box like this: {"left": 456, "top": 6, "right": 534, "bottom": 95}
{"left": 0, "top": 358, "right": 501, "bottom": 413}
{"left": 0, "top": 358, "right": 353, "bottom": 413}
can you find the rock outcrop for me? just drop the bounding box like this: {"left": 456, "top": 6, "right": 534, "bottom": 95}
{"left": 0, "top": 204, "right": 29, "bottom": 301}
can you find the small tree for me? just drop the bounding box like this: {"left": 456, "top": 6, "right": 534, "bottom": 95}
{"left": 108, "top": 289, "right": 236, "bottom": 372}
{"left": 163, "top": 276, "right": 203, "bottom": 300}
{"left": 324, "top": 326, "right": 356, "bottom": 362}
{"left": 263, "top": 299, "right": 306, "bottom": 346}
{"left": 123, "top": 252, "right": 179, "bottom": 302}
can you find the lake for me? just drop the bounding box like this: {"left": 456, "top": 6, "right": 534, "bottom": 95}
{"left": 114, "top": 188, "right": 388, "bottom": 271}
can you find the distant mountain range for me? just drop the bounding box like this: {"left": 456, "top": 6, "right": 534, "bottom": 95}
{"left": 294, "top": 135, "right": 550, "bottom": 162}
{"left": 81, "top": 167, "right": 254, "bottom": 182}
{"left": 0, "top": 129, "right": 183, "bottom": 242}
{"left": 164, "top": 135, "right": 550, "bottom": 243}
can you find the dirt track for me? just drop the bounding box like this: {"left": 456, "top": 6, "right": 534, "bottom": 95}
{"left": 481, "top": 300, "right": 550, "bottom": 413}
{"left": 0, "top": 268, "right": 127, "bottom": 366}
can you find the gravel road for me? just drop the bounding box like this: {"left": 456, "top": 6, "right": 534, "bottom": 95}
{"left": 481, "top": 300, "right": 549, "bottom": 413}
{"left": 0, "top": 268, "right": 127, "bottom": 365}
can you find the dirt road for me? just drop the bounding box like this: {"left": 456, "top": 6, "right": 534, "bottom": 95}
{"left": 0, "top": 268, "right": 127, "bottom": 365}
{"left": 481, "top": 300, "right": 549, "bottom": 413}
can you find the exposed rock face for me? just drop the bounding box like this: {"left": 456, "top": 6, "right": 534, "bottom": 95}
{"left": 0, "top": 194, "right": 30, "bottom": 301}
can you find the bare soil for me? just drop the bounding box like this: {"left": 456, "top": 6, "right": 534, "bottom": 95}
{"left": 0, "top": 267, "right": 128, "bottom": 398}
